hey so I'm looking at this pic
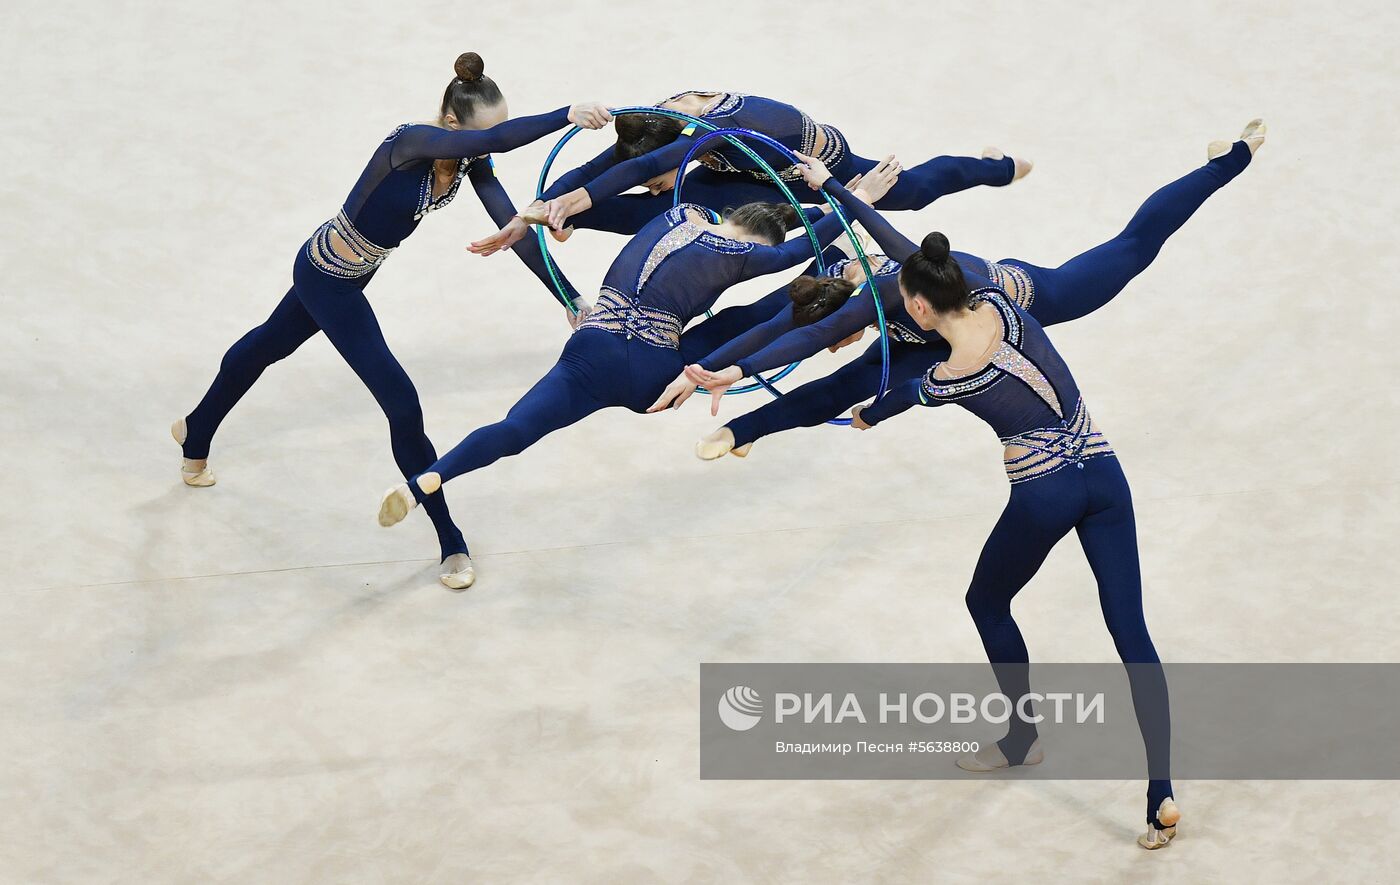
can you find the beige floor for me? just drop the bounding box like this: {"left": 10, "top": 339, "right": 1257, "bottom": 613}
{"left": 2, "top": 0, "right": 1398, "bottom": 881}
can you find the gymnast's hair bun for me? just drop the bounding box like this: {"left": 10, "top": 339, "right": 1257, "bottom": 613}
{"left": 455, "top": 52, "right": 485, "bottom": 82}
{"left": 920, "top": 231, "right": 951, "bottom": 263}
{"left": 775, "top": 203, "right": 800, "bottom": 228}
{"left": 789, "top": 276, "right": 824, "bottom": 306}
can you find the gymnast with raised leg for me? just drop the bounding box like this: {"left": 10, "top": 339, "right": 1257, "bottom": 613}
{"left": 171, "top": 52, "right": 611, "bottom": 589}
{"left": 375, "top": 168, "right": 900, "bottom": 549}
{"left": 759, "top": 122, "right": 1263, "bottom": 848}
{"left": 468, "top": 89, "right": 1032, "bottom": 254}
{"left": 666, "top": 123, "right": 1264, "bottom": 465}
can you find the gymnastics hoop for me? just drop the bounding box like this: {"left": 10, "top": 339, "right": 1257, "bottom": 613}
{"left": 531, "top": 107, "right": 807, "bottom": 395}
{"left": 673, "top": 126, "right": 891, "bottom": 416}
{"left": 531, "top": 108, "right": 890, "bottom": 412}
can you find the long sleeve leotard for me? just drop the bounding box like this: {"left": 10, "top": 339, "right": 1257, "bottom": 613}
{"left": 583, "top": 202, "right": 848, "bottom": 345}
{"left": 542, "top": 92, "right": 834, "bottom": 206}
{"left": 695, "top": 180, "right": 1006, "bottom": 377}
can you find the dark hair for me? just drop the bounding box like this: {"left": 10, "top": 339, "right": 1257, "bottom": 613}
{"left": 615, "top": 113, "right": 686, "bottom": 161}
{"left": 789, "top": 276, "right": 857, "bottom": 326}
{"left": 724, "top": 202, "right": 799, "bottom": 245}
{"left": 440, "top": 52, "right": 504, "bottom": 124}
{"left": 899, "top": 232, "right": 969, "bottom": 312}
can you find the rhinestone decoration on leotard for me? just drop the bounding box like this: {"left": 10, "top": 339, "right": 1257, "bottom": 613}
{"left": 990, "top": 343, "right": 1063, "bottom": 418}
{"left": 576, "top": 287, "right": 684, "bottom": 349}
{"left": 306, "top": 211, "right": 395, "bottom": 279}
{"left": 972, "top": 288, "right": 1022, "bottom": 345}
{"left": 886, "top": 322, "right": 928, "bottom": 344}
{"left": 985, "top": 260, "right": 1037, "bottom": 309}
{"left": 921, "top": 364, "right": 1005, "bottom": 402}
{"left": 413, "top": 154, "right": 479, "bottom": 221}
{"left": 658, "top": 91, "right": 745, "bottom": 117}
{"left": 638, "top": 216, "right": 706, "bottom": 293}
{"left": 830, "top": 255, "right": 900, "bottom": 280}
{"left": 695, "top": 232, "right": 754, "bottom": 256}
{"left": 637, "top": 205, "right": 755, "bottom": 292}
{"left": 1000, "top": 399, "right": 1114, "bottom": 483}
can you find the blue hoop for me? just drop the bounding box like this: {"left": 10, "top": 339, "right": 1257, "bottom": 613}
{"left": 672, "top": 126, "right": 891, "bottom": 416}
{"left": 531, "top": 108, "right": 890, "bottom": 414}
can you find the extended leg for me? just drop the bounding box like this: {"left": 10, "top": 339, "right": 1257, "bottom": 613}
{"left": 181, "top": 287, "right": 320, "bottom": 460}
{"left": 1075, "top": 459, "right": 1174, "bottom": 831}
{"left": 296, "top": 278, "right": 467, "bottom": 561}
{"left": 963, "top": 474, "right": 1082, "bottom": 764}
{"left": 1012, "top": 140, "right": 1255, "bottom": 326}
{"left": 845, "top": 151, "right": 1016, "bottom": 212}
{"left": 415, "top": 350, "right": 609, "bottom": 491}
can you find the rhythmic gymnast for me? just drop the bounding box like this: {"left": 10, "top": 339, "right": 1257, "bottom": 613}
{"left": 374, "top": 170, "right": 901, "bottom": 557}
{"left": 468, "top": 89, "right": 1032, "bottom": 254}
{"left": 747, "top": 122, "right": 1263, "bottom": 848}
{"left": 171, "top": 52, "right": 611, "bottom": 589}
{"left": 661, "top": 124, "right": 1263, "bottom": 465}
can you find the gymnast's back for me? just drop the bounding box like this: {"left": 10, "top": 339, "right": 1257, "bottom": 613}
{"left": 598, "top": 204, "right": 762, "bottom": 322}
{"left": 913, "top": 289, "right": 1113, "bottom": 482}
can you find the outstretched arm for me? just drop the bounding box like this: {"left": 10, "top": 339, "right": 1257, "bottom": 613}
{"left": 540, "top": 144, "right": 622, "bottom": 202}
{"left": 467, "top": 159, "right": 580, "bottom": 308}
{"left": 730, "top": 287, "right": 879, "bottom": 378}
{"left": 540, "top": 135, "right": 701, "bottom": 230}
{"left": 390, "top": 103, "right": 611, "bottom": 166}
{"left": 820, "top": 179, "right": 919, "bottom": 264}
{"left": 736, "top": 211, "right": 846, "bottom": 280}
{"left": 697, "top": 305, "right": 798, "bottom": 373}
{"left": 855, "top": 373, "right": 938, "bottom": 428}
{"left": 790, "top": 151, "right": 918, "bottom": 264}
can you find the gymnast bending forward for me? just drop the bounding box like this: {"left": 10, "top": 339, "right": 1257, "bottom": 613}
{"left": 172, "top": 52, "right": 611, "bottom": 589}
{"left": 469, "top": 88, "right": 1031, "bottom": 253}
{"left": 763, "top": 124, "right": 1262, "bottom": 848}
{"left": 661, "top": 123, "right": 1263, "bottom": 463}
{"left": 375, "top": 170, "right": 900, "bottom": 554}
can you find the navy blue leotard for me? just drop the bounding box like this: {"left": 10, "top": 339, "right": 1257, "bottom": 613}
{"left": 181, "top": 108, "right": 579, "bottom": 560}
{"left": 411, "top": 204, "right": 846, "bottom": 491}
{"left": 710, "top": 144, "right": 1255, "bottom": 449}
{"left": 543, "top": 91, "right": 1016, "bottom": 236}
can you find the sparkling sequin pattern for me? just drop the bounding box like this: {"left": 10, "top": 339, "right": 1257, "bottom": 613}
{"left": 660, "top": 91, "right": 745, "bottom": 117}
{"left": 413, "top": 154, "right": 477, "bottom": 221}
{"left": 636, "top": 206, "right": 753, "bottom": 293}
{"left": 577, "top": 287, "right": 684, "bottom": 349}
{"left": 991, "top": 343, "right": 1063, "bottom": 417}
{"left": 829, "top": 254, "right": 899, "bottom": 280}
{"left": 921, "top": 364, "right": 1005, "bottom": 402}
{"left": 886, "top": 321, "right": 928, "bottom": 344}
{"left": 657, "top": 91, "right": 837, "bottom": 182}
{"left": 637, "top": 216, "right": 706, "bottom": 293}
{"left": 683, "top": 91, "right": 844, "bottom": 184}
{"left": 917, "top": 289, "right": 1038, "bottom": 403}
{"left": 1001, "top": 400, "right": 1114, "bottom": 483}
{"left": 306, "top": 211, "right": 394, "bottom": 279}
{"left": 985, "top": 260, "right": 1037, "bottom": 308}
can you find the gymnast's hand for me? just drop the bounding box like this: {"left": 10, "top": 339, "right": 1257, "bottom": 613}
{"left": 568, "top": 102, "right": 614, "bottom": 130}
{"left": 647, "top": 372, "right": 698, "bottom": 413}
{"left": 852, "top": 155, "right": 902, "bottom": 204}
{"left": 685, "top": 364, "right": 743, "bottom": 416}
{"left": 567, "top": 300, "right": 592, "bottom": 330}
{"left": 468, "top": 215, "right": 531, "bottom": 256}
{"left": 849, "top": 404, "right": 872, "bottom": 430}
{"left": 794, "top": 151, "right": 833, "bottom": 190}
